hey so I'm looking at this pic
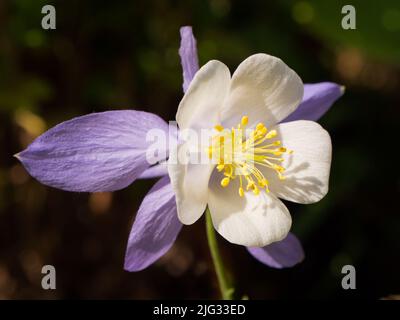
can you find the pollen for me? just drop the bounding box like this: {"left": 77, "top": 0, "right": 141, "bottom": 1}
{"left": 208, "top": 115, "right": 292, "bottom": 197}
{"left": 241, "top": 116, "right": 249, "bottom": 127}
{"left": 221, "top": 177, "right": 230, "bottom": 187}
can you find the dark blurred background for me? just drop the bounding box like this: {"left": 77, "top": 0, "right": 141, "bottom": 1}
{"left": 0, "top": 0, "right": 399, "bottom": 299}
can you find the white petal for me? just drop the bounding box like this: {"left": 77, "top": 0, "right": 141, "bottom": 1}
{"left": 220, "top": 53, "right": 303, "bottom": 128}
{"left": 176, "top": 60, "right": 231, "bottom": 131}
{"left": 264, "top": 120, "right": 332, "bottom": 204}
{"left": 208, "top": 174, "right": 292, "bottom": 247}
{"left": 168, "top": 142, "right": 214, "bottom": 225}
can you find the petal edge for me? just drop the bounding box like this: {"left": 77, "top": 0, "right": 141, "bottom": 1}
{"left": 247, "top": 233, "right": 304, "bottom": 269}
{"left": 124, "top": 176, "right": 182, "bottom": 272}
{"left": 282, "top": 82, "right": 344, "bottom": 123}
{"left": 18, "top": 110, "right": 168, "bottom": 192}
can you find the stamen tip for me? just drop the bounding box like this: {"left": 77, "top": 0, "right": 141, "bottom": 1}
{"left": 241, "top": 116, "right": 248, "bottom": 127}
{"left": 221, "top": 177, "right": 230, "bottom": 187}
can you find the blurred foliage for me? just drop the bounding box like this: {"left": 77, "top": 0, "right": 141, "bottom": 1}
{"left": 0, "top": 0, "right": 399, "bottom": 299}
{"left": 284, "top": 0, "right": 400, "bottom": 65}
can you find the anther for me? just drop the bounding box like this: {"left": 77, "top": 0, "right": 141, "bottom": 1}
{"left": 221, "top": 177, "right": 230, "bottom": 187}
{"left": 253, "top": 186, "right": 260, "bottom": 195}
{"left": 210, "top": 116, "right": 291, "bottom": 198}
{"left": 266, "top": 130, "right": 277, "bottom": 139}
{"left": 256, "top": 123, "right": 264, "bottom": 131}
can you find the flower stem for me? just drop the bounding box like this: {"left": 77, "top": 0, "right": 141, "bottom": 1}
{"left": 205, "top": 207, "right": 235, "bottom": 300}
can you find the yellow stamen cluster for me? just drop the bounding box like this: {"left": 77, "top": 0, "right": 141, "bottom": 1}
{"left": 208, "top": 115, "right": 292, "bottom": 197}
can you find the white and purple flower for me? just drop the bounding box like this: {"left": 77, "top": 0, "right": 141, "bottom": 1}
{"left": 16, "top": 26, "right": 344, "bottom": 272}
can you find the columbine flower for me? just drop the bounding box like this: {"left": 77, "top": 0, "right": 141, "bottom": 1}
{"left": 169, "top": 51, "right": 337, "bottom": 250}
{"left": 16, "top": 26, "right": 343, "bottom": 271}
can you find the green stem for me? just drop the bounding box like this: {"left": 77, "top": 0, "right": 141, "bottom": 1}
{"left": 205, "top": 208, "right": 235, "bottom": 300}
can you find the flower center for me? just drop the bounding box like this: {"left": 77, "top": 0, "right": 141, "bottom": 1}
{"left": 207, "top": 116, "right": 292, "bottom": 197}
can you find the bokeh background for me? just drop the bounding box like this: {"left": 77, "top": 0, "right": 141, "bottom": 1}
{"left": 0, "top": 0, "right": 399, "bottom": 299}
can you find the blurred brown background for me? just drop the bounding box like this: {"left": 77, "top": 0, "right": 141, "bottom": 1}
{"left": 0, "top": 0, "right": 399, "bottom": 299}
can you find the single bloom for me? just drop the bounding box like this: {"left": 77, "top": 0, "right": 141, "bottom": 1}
{"left": 168, "top": 53, "right": 332, "bottom": 248}
{"left": 16, "top": 26, "right": 343, "bottom": 272}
